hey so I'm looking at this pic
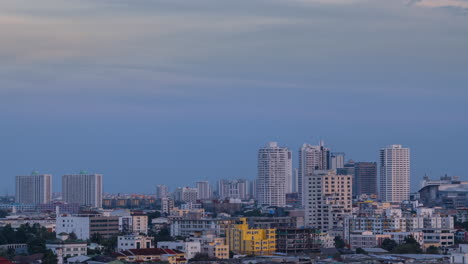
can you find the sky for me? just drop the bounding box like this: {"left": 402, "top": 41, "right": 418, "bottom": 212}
{"left": 0, "top": 0, "right": 467, "bottom": 194}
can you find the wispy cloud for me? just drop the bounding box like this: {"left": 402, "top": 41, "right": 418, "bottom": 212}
{"left": 411, "top": 0, "right": 468, "bottom": 9}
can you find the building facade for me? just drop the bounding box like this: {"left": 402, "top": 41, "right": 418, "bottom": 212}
{"left": 156, "top": 185, "right": 169, "bottom": 199}
{"left": 218, "top": 179, "right": 248, "bottom": 200}
{"left": 62, "top": 173, "right": 103, "bottom": 208}
{"left": 298, "top": 143, "right": 330, "bottom": 206}
{"left": 118, "top": 235, "right": 153, "bottom": 251}
{"left": 15, "top": 173, "right": 52, "bottom": 204}
{"left": 354, "top": 162, "right": 378, "bottom": 197}
{"left": 196, "top": 181, "right": 211, "bottom": 200}
{"left": 304, "top": 170, "right": 352, "bottom": 231}
{"left": 226, "top": 218, "right": 276, "bottom": 256}
{"left": 379, "top": 145, "right": 410, "bottom": 203}
{"left": 257, "top": 142, "right": 292, "bottom": 207}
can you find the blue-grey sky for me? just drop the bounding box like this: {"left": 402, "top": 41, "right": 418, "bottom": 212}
{"left": 1, "top": 0, "right": 467, "bottom": 194}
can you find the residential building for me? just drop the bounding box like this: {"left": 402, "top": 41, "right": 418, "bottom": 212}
{"left": 46, "top": 240, "right": 87, "bottom": 264}
{"left": 15, "top": 173, "right": 52, "bottom": 204}
{"left": 62, "top": 172, "right": 103, "bottom": 208}
{"left": 118, "top": 235, "right": 153, "bottom": 251}
{"left": 298, "top": 142, "right": 330, "bottom": 206}
{"left": 158, "top": 241, "right": 201, "bottom": 260}
{"left": 190, "top": 235, "right": 229, "bottom": 259}
{"left": 156, "top": 185, "right": 169, "bottom": 199}
{"left": 451, "top": 244, "right": 468, "bottom": 264}
{"left": 130, "top": 211, "right": 148, "bottom": 234}
{"left": 257, "top": 142, "right": 292, "bottom": 207}
{"left": 348, "top": 231, "right": 391, "bottom": 249}
{"left": 226, "top": 218, "right": 276, "bottom": 256}
{"left": 218, "top": 179, "right": 248, "bottom": 200}
{"left": 354, "top": 162, "right": 378, "bottom": 197}
{"left": 162, "top": 197, "right": 174, "bottom": 215}
{"left": 379, "top": 145, "right": 411, "bottom": 203}
{"left": 304, "top": 170, "right": 352, "bottom": 231}
{"left": 173, "top": 187, "right": 198, "bottom": 203}
{"left": 196, "top": 181, "right": 211, "bottom": 200}
{"left": 170, "top": 218, "right": 235, "bottom": 237}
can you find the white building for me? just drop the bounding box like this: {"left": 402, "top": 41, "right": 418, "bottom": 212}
{"left": 118, "top": 235, "right": 153, "bottom": 251}
{"left": 304, "top": 170, "right": 352, "bottom": 231}
{"left": 15, "top": 173, "right": 52, "bottom": 204}
{"left": 173, "top": 187, "right": 198, "bottom": 203}
{"left": 158, "top": 241, "right": 201, "bottom": 260}
{"left": 56, "top": 215, "right": 90, "bottom": 240}
{"left": 330, "top": 152, "right": 345, "bottom": 170}
{"left": 379, "top": 145, "right": 410, "bottom": 203}
{"left": 196, "top": 181, "right": 212, "bottom": 200}
{"left": 156, "top": 185, "right": 169, "bottom": 199}
{"left": 257, "top": 142, "right": 292, "bottom": 207}
{"left": 218, "top": 179, "right": 248, "bottom": 200}
{"left": 298, "top": 142, "right": 330, "bottom": 206}
{"left": 62, "top": 172, "right": 103, "bottom": 208}
{"left": 46, "top": 240, "right": 87, "bottom": 264}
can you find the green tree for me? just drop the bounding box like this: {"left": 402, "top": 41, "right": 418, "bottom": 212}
{"left": 334, "top": 236, "right": 345, "bottom": 249}
{"left": 426, "top": 245, "right": 440, "bottom": 254}
{"left": 381, "top": 238, "right": 398, "bottom": 252}
{"left": 189, "top": 253, "right": 213, "bottom": 261}
{"left": 392, "top": 235, "right": 422, "bottom": 254}
{"left": 42, "top": 249, "right": 58, "bottom": 264}
{"left": 67, "top": 232, "right": 78, "bottom": 241}
{"left": 155, "top": 227, "right": 174, "bottom": 242}
{"left": 0, "top": 210, "right": 8, "bottom": 218}
{"left": 90, "top": 233, "right": 104, "bottom": 244}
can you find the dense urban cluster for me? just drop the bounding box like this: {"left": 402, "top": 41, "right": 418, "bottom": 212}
{"left": 1, "top": 142, "right": 468, "bottom": 264}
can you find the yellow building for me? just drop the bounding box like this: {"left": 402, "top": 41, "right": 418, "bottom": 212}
{"left": 226, "top": 218, "right": 276, "bottom": 255}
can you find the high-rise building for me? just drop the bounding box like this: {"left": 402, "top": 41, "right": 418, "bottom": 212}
{"left": 379, "top": 145, "right": 410, "bottom": 203}
{"left": 304, "top": 170, "right": 352, "bottom": 231}
{"left": 62, "top": 172, "right": 103, "bottom": 208}
{"left": 156, "top": 185, "right": 168, "bottom": 199}
{"left": 161, "top": 197, "right": 174, "bottom": 215}
{"left": 15, "top": 172, "right": 52, "bottom": 204}
{"left": 298, "top": 142, "right": 330, "bottom": 206}
{"left": 196, "top": 181, "right": 212, "bottom": 200}
{"left": 257, "top": 142, "right": 292, "bottom": 207}
{"left": 330, "top": 152, "right": 345, "bottom": 170}
{"left": 249, "top": 179, "right": 257, "bottom": 200}
{"left": 173, "top": 187, "right": 198, "bottom": 203}
{"left": 354, "top": 162, "right": 378, "bottom": 196}
{"left": 218, "top": 179, "right": 248, "bottom": 200}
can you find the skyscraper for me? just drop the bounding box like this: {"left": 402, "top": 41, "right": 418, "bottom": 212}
{"left": 15, "top": 172, "right": 52, "bottom": 204}
{"left": 354, "top": 162, "right": 378, "bottom": 197}
{"left": 196, "top": 181, "right": 212, "bottom": 200}
{"left": 304, "top": 170, "right": 352, "bottom": 231}
{"left": 298, "top": 142, "right": 330, "bottom": 206}
{"left": 156, "top": 184, "right": 169, "bottom": 199}
{"left": 257, "top": 142, "right": 292, "bottom": 207}
{"left": 62, "top": 172, "right": 103, "bottom": 208}
{"left": 379, "top": 145, "right": 410, "bottom": 203}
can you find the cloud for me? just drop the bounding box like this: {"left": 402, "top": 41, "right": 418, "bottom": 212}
{"left": 411, "top": 0, "right": 468, "bottom": 9}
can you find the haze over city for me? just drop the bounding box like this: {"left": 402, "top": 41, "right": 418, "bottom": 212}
{"left": 1, "top": 0, "right": 467, "bottom": 194}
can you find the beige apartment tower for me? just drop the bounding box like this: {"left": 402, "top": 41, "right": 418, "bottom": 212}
{"left": 379, "top": 145, "right": 410, "bottom": 203}
{"left": 305, "top": 170, "right": 352, "bottom": 231}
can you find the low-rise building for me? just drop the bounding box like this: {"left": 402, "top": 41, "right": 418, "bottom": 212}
{"left": 189, "top": 235, "right": 229, "bottom": 259}
{"left": 276, "top": 227, "right": 321, "bottom": 253}
{"left": 451, "top": 244, "right": 468, "bottom": 264}
{"left": 348, "top": 231, "right": 391, "bottom": 249}
{"left": 226, "top": 217, "right": 276, "bottom": 256}
{"left": 118, "top": 235, "right": 154, "bottom": 251}
{"left": 157, "top": 241, "right": 201, "bottom": 260}
{"left": 56, "top": 214, "right": 119, "bottom": 240}
{"left": 46, "top": 240, "right": 87, "bottom": 264}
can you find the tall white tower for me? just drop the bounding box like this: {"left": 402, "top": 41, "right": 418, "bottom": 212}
{"left": 196, "top": 181, "right": 212, "bottom": 200}
{"left": 62, "top": 172, "right": 103, "bottom": 208}
{"left": 379, "top": 145, "right": 410, "bottom": 203}
{"left": 156, "top": 184, "right": 169, "bottom": 199}
{"left": 257, "top": 142, "right": 292, "bottom": 207}
{"left": 298, "top": 143, "right": 330, "bottom": 206}
{"left": 15, "top": 172, "right": 52, "bottom": 204}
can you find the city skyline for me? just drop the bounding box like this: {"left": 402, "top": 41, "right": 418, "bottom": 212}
{"left": 1, "top": 0, "right": 467, "bottom": 194}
